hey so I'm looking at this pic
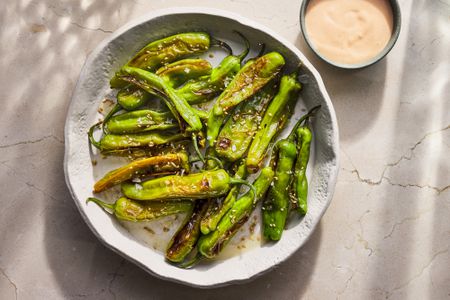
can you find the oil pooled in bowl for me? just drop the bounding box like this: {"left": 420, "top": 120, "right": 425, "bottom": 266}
{"left": 305, "top": 0, "right": 394, "bottom": 65}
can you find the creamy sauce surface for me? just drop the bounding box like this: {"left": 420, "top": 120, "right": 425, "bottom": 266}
{"left": 305, "top": 0, "right": 393, "bottom": 65}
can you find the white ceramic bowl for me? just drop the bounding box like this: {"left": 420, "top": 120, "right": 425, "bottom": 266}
{"left": 64, "top": 7, "right": 339, "bottom": 288}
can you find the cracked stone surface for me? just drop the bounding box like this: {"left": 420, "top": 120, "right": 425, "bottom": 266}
{"left": 1, "top": 0, "right": 449, "bottom": 299}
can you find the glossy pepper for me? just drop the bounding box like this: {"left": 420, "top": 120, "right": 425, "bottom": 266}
{"left": 198, "top": 166, "right": 274, "bottom": 258}
{"left": 292, "top": 105, "right": 320, "bottom": 215}
{"left": 110, "top": 32, "right": 217, "bottom": 88}
{"left": 88, "top": 123, "right": 186, "bottom": 151}
{"left": 246, "top": 71, "right": 302, "bottom": 173}
{"left": 176, "top": 32, "right": 250, "bottom": 105}
{"left": 115, "top": 58, "right": 213, "bottom": 111}
{"left": 156, "top": 58, "right": 212, "bottom": 88}
{"left": 200, "top": 161, "right": 247, "bottom": 235}
{"left": 104, "top": 109, "right": 176, "bottom": 134}
{"left": 215, "top": 82, "right": 276, "bottom": 161}
{"left": 86, "top": 197, "right": 194, "bottom": 222}
{"left": 166, "top": 201, "right": 209, "bottom": 263}
{"left": 118, "top": 66, "right": 203, "bottom": 132}
{"left": 93, "top": 152, "right": 190, "bottom": 193}
{"left": 206, "top": 52, "right": 285, "bottom": 146}
{"left": 121, "top": 169, "right": 254, "bottom": 201}
{"left": 262, "top": 139, "right": 297, "bottom": 241}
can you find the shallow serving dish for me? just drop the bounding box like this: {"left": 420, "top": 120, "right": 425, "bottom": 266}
{"left": 64, "top": 7, "right": 339, "bottom": 287}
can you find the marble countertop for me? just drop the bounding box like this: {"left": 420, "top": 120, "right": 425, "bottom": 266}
{"left": 0, "top": 0, "right": 448, "bottom": 299}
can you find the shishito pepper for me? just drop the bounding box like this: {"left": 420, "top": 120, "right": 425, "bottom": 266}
{"left": 93, "top": 152, "right": 190, "bottom": 193}
{"left": 86, "top": 197, "right": 193, "bottom": 222}
{"left": 200, "top": 161, "right": 247, "bottom": 235}
{"left": 118, "top": 66, "right": 203, "bottom": 132}
{"left": 116, "top": 59, "right": 213, "bottom": 111}
{"left": 293, "top": 126, "right": 312, "bottom": 215}
{"left": 156, "top": 58, "right": 212, "bottom": 88}
{"left": 176, "top": 32, "right": 250, "bottom": 105}
{"left": 110, "top": 32, "right": 226, "bottom": 88}
{"left": 166, "top": 201, "right": 208, "bottom": 263}
{"left": 262, "top": 105, "right": 320, "bottom": 239}
{"left": 246, "top": 71, "right": 302, "bottom": 173}
{"left": 262, "top": 139, "right": 297, "bottom": 241}
{"left": 206, "top": 52, "right": 285, "bottom": 146}
{"left": 121, "top": 169, "right": 254, "bottom": 201}
{"left": 117, "top": 85, "right": 152, "bottom": 111}
{"left": 88, "top": 122, "right": 186, "bottom": 151}
{"left": 104, "top": 109, "right": 176, "bottom": 134}
{"left": 292, "top": 105, "right": 320, "bottom": 215}
{"left": 215, "top": 82, "right": 276, "bottom": 162}
{"left": 197, "top": 167, "right": 274, "bottom": 258}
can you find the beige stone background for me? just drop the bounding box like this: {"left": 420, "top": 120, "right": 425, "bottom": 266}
{"left": 0, "top": 0, "right": 449, "bottom": 299}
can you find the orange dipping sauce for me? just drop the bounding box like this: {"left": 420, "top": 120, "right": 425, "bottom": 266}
{"left": 305, "top": 0, "right": 394, "bottom": 65}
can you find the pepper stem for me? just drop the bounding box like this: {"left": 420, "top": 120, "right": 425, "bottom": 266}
{"left": 210, "top": 37, "right": 233, "bottom": 55}
{"left": 204, "top": 155, "right": 224, "bottom": 169}
{"left": 102, "top": 103, "right": 122, "bottom": 133}
{"left": 287, "top": 105, "right": 321, "bottom": 141}
{"left": 88, "top": 121, "right": 103, "bottom": 150}
{"left": 233, "top": 31, "right": 250, "bottom": 61}
{"left": 86, "top": 197, "right": 115, "bottom": 213}
{"left": 229, "top": 178, "right": 257, "bottom": 204}
{"left": 192, "top": 133, "right": 205, "bottom": 163}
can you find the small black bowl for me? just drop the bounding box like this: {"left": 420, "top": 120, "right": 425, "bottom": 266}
{"left": 299, "top": 0, "right": 402, "bottom": 69}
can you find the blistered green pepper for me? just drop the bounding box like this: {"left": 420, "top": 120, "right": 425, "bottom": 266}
{"left": 206, "top": 52, "right": 285, "bottom": 146}
{"left": 176, "top": 32, "right": 250, "bottom": 105}
{"left": 166, "top": 201, "right": 208, "bottom": 263}
{"left": 198, "top": 167, "right": 274, "bottom": 258}
{"left": 104, "top": 109, "right": 176, "bottom": 134}
{"left": 292, "top": 105, "right": 320, "bottom": 214}
{"left": 121, "top": 169, "right": 253, "bottom": 201}
{"left": 293, "top": 126, "right": 312, "bottom": 215}
{"left": 262, "top": 139, "right": 297, "bottom": 241}
{"left": 246, "top": 72, "right": 302, "bottom": 173}
{"left": 93, "top": 152, "right": 189, "bottom": 193}
{"left": 86, "top": 197, "right": 193, "bottom": 222}
{"left": 118, "top": 66, "right": 202, "bottom": 132}
{"left": 110, "top": 32, "right": 215, "bottom": 88}
{"left": 115, "top": 59, "right": 213, "bottom": 111}
{"left": 88, "top": 122, "right": 186, "bottom": 151}
{"left": 200, "top": 161, "right": 247, "bottom": 235}
{"left": 156, "top": 58, "right": 212, "bottom": 88}
{"left": 215, "top": 82, "right": 276, "bottom": 161}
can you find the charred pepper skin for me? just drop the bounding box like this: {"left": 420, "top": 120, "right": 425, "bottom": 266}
{"left": 119, "top": 66, "right": 203, "bottom": 132}
{"left": 166, "top": 201, "right": 209, "bottom": 263}
{"left": 198, "top": 167, "right": 274, "bottom": 258}
{"left": 200, "top": 161, "right": 248, "bottom": 235}
{"left": 215, "top": 83, "right": 276, "bottom": 162}
{"left": 110, "top": 32, "right": 211, "bottom": 88}
{"left": 89, "top": 124, "right": 186, "bottom": 151}
{"left": 104, "top": 109, "right": 176, "bottom": 134}
{"left": 293, "top": 126, "right": 312, "bottom": 215}
{"left": 176, "top": 32, "right": 250, "bottom": 105}
{"left": 121, "top": 169, "right": 250, "bottom": 201}
{"left": 246, "top": 72, "right": 302, "bottom": 173}
{"left": 86, "top": 197, "right": 194, "bottom": 222}
{"left": 262, "top": 139, "right": 297, "bottom": 241}
{"left": 93, "top": 152, "right": 189, "bottom": 193}
{"left": 117, "top": 85, "right": 152, "bottom": 111}
{"left": 156, "top": 58, "right": 212, "bottom": 88}
{"left": 206, "top": 52, "right": 285, "bottom": 146}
